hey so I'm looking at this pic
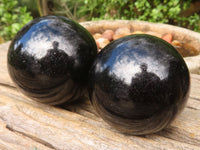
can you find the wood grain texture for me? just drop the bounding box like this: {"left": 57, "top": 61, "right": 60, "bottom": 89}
{"left": 1, "top": 40, "right": 200, "bottom": 149}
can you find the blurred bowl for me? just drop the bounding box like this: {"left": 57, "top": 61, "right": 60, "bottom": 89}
{"left": 80, "top": 20, "right": 200, "bottom": 74}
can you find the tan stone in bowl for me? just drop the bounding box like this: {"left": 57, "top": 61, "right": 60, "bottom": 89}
{"left": 80, "top": 20, "right": 200, "bottom": 74}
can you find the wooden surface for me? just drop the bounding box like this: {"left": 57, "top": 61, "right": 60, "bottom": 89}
{"left": 0, "top": 42, "right": 200, "bottom": 150}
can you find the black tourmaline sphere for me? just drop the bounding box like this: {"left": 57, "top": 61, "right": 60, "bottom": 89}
{"left": 7, "top": 16, "right": 97, "bottom": 105}
{"left": 89, "top": 34, "right": 190, "bottom": 135}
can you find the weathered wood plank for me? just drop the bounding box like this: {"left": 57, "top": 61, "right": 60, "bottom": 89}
{"left": 0, "top": 120, "right": 53, "bottom": 150}
{"left": 0, "top": 40, "right": 200, "bottom": 149}
{"left": 0, "top": 42, "right": 14, "bottom": 87}
{"left": 0, "top": 81, "right": 200, "bottom": 149}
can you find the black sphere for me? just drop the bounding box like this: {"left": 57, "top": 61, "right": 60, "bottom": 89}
{"left": 89, "top": 34, "right": 190, "bottom": 135}
{"left": 7, "top": 16, "right": 97, "bottom": 105}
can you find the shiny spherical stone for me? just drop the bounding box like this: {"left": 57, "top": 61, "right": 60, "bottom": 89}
{"left": 7, "top": 16, "right": 97, "bottom": 105}
{"left": 89, "top": 34, "right": 190, "bottom": 135}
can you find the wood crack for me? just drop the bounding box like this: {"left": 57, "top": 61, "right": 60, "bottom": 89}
{"left": 5, "top": 124, "right": 56, "bottom": 150}
{"left": 187, "top": 106, "right": 198, "bottom": 110}
{"left": 0, "top": 82, "right": 15, "bottom": 89}
{"left": 189, "top": 96, "right": 200, "bottom": 101}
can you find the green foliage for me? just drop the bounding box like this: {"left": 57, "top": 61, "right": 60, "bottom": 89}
{"left": 0, "top": 0, "right": 33, "bottom": 41}
{"left": 58, "top": 0, "right": 200, "bottom": 32}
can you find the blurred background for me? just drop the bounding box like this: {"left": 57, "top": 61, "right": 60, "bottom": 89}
{"left": 0, "top": 0, "right": 200, "bottom": 43}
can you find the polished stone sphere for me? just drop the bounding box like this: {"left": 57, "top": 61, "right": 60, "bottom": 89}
{"left": 7, "top": 16, "right": 97, "bottom": 105}
{"left": 89, "top": 34, "right": 190, "bottom": 135}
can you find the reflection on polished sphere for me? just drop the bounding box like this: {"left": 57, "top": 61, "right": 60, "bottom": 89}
{"left": 7, "top": 16, "right": 97, "bottom": 105}
{"left": 89, "top": 34, "right": 190, "bottom": 135}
